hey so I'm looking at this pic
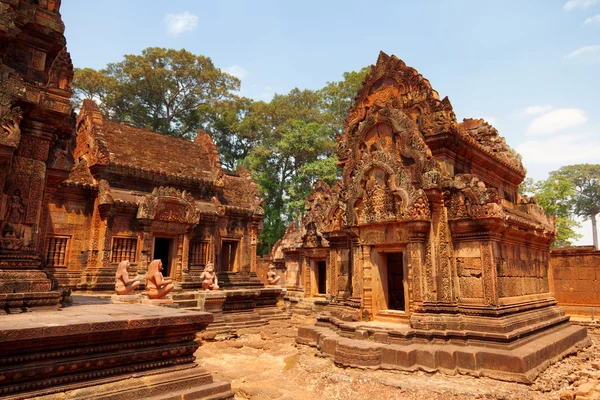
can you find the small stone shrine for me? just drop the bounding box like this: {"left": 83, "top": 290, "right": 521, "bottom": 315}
{"left": 45, "top": 98, "right": 265, "bottom": 292}
{"left": 294, "top": 52, "right": 589, "bottom": 383}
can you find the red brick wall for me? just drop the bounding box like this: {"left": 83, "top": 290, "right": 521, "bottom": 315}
{"left": 551, "top": 246, "right": 600, "bottom": 306}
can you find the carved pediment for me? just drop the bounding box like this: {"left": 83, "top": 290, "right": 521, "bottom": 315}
{"left": 137, "top": 186, "right": 199, "bottom": 225}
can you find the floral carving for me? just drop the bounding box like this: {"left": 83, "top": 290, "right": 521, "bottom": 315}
{"left": 137, "top": 186, "right": 200, "bottom": 225}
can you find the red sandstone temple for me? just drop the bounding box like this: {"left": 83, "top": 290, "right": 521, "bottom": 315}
{"left": 279, "top": 52, "right": 589, "bottom": 382}
{"left": 46, "top": 100, "right": 265, "bottom": 291}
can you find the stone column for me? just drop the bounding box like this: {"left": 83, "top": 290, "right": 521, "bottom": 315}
{"left": 362, "top": 245, "right": 373, "bottom": 318}
{"left": 328, "top": 247, "right": 339, "bottom": 300}
{"left": 346, "top": 239, "right": 363, "bottom": 308}
{"left": 481, "top": 241, "right": 498, "bottom": 306}
{"left": 406, "top": 237, "right": 426, "bottom": 313}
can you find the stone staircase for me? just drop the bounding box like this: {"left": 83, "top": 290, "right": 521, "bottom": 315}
{"left": 172, "top": 292, "right": 199, "bottom": 309}
{"left": 286, "top": 297, "right": 330, "bottom": 315}
{"left": 218, "top": 271, "right": 264, "bottom": 289}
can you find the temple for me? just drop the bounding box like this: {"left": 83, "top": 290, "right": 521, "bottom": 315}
{"left": 0, "top": 0, "right": 74, "bottom": 311}
{"left": 44, "top": 99, "right": 264, "bottom": 292}
{"left": 291, "top": 52, "right": 589, "bottom": 382}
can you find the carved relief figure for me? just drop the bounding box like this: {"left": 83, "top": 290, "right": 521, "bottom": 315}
{"left": 114, "top": 260, "right": 140, "bottom": 295}
{"left": 145, "top": 259, "right": 174, "bottom": 299}
{"left": 200, "top": 262, "right": 219, "bottom": 291}
{"left": 359, "top": 168, "right": 395, "bottom": 224}
{"left": 266, "top": 264, "right": 281, "bottom": 286}
{"left": 2, "top": 189, "right": 25, "bottom": 239}
{"left": 48, "top": 137, "right": 73, "bottom": 170}
{"left": 1, "top": 107, "right": 23, "bottom": 147}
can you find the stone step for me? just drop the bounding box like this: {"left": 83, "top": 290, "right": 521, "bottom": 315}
{"left": 146, "top": 379, "right": 234, "bottom": 400}
{"left": 174, "top": 300, "right": 198, "bottom": 308}
{"left": 172, "top": 293, "right": 196, "bottom": 301}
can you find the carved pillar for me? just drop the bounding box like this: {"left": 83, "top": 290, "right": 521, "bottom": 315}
{"left": 406, "top": 236, "right": 426, "bottom": 313}
{"left": 99, "top": 209, "right": 114, "bottom": 269}
{"left": 362, "top": 245, "right": 373, "bottom": 318}
{"left": 481, "top": 241, "right": 498, "bottom": 306}
{"left": 182, "top": 232, "right": 190, "bottom": 274}
{"left": 135, "top": 228, "right": 152, "bottom": 284}
{"left": 37, "top": 186, "right": 56, "bottom": 256}
{"left": 328, "top": 247, "right": 339, "bottom": 300}
{"left": 436, "top": 207, "right": 455, "bottom": 304}
{"left": 175, "top": 233, "right": 184, "bottom": 283}
{"left": 302, "top": 256, "right": 311, "bottom": 296}
{"left": 346, "top": 239, "right": 363, "bottom": 307}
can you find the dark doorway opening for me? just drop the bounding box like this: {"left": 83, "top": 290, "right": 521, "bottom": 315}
{"left": 221, "top": 241, "right": 238, "bottom": 272}
{"left": 317, "top": 260, "right": 327, "bottom": 294}
{"left": 387, "top": 252, "right": 404, "bottom": 311}
{"left": 153, "top": 238, "right": 171, "bottom": 276}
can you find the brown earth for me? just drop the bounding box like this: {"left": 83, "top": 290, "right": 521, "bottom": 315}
{"left": 195, "top": 316, "right": 600, "bottom": 400}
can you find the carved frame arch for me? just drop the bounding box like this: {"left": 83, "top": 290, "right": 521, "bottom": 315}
{"left": 347, "top": 154, "right": 408, "bottom": 226}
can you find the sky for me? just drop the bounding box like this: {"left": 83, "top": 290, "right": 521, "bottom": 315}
{"left": 61, "top": 0, "right": 600, "bottom": 245}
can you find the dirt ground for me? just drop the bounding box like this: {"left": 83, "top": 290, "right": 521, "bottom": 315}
{"left": 195, "top": 316, "right": 600, "bottom": 400}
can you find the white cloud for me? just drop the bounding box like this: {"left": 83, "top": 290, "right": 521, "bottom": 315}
{"left": 522, "top": 105, "right": 553, "bottom": 115}
{"left": 225, "top": 65, "right": 248, "bottom": 79}
{"left": 165, "top": 11, "right": 198, "bottom": 36}
{"left": 564, "top": 0, "right": 599, "bottom": 10}
{"left": 527, "top": 108, "right": 588, "bottom": 134}
{"left": 584, "top": 14, "right": 600, "bottom": 24}
{"left": 480, "top": 116, "right": 496, "bottom": 125}
{"left": 565, "top": 45, "right": 600, "bottom": 63}
{"left": 517, "top": 133, "right": 600, "bottom": 164}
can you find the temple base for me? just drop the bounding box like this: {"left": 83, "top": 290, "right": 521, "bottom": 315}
{"left": 297, "top": 314, "right": 590, "bottom": 384}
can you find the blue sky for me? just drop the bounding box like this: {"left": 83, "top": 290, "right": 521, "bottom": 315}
{"left": 62, "top": 0, "right": 599, "bottom": 244}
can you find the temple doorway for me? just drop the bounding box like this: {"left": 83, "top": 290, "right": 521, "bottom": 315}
{"left": 317, "top": 260, "right": 327, "bottom": 294}
{"left": 221, "top": 240, "right": 238, "bottom": 272}
{"left": 153, "top": 238, "right": 172, "bottom": 276}
{"left": 386, "top": 252, "right": 405, "bottom": 311}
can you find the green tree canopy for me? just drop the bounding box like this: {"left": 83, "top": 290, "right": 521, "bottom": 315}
{"left": 551, "top": 164, "right": 600, "bottom": 249}
{"left": 521, "top": 176, "right": 582, "bottom": 247}
{"left": 71, "top": 48, "right": 370, "bottom": 254}
{"left": 72, "top": 47, "right": 240, "bottom": 139}
{"left": 319, "top": 67, "right": 371, "bottom": 135}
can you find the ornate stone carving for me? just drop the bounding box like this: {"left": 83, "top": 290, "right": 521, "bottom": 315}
{"left": 47, "top": 135, "right": 74, "bottom": 170}
{"left": 114, "top": 260, "right": 140, "bottom": 295}
{"left": 200, "top": 262, "right": 219, "bottom": 291}
{"left": 0, "top": 188, "right": 30, "bottom": 250}
{"left": 266, "top": 263, "right": 281, "bottom": 286}
{"left": 45, "top": 48, "right": 74, "bottom": 92}
{"left": 0, "top": 106, "right": 22, "bottom": 148}
{"left": 137, "top": 187, "right": 200, "bottom": 225}
{"left": 145, "top": 259, "right": 174, "bottom": 299}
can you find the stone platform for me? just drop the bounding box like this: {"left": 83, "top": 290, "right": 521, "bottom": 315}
{"left": 172, "top": 288, "right": 290, "bottom": 339}
{"left": 0, "top": 302, "right": 234, "bottom": 399}
{"left": 297, "top": 313, "right": 590, "bottom": 384}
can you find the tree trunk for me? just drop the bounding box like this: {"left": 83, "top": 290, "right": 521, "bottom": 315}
{"left": 592, "top": 213, "right": 598, "bottom": 250}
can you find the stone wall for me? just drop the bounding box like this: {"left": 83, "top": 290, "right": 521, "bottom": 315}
{"left": 551, "top": 246, "right": 600, "bottom": 307}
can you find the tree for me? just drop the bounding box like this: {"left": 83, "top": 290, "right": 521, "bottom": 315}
{"left": 319, "top": 66, "right": 371, "bottom": 135}
{"left": 245, "top": 90, "right": 336, "bottom": 254}
{"left": 72, "top": 47, "right": 240, "bottom": 138}
{"left": 552, "top": 164, "right": 600, "bottom": 249}
{"left": 202, "top": 96, "right": 260, "bottom": 171}
{"left": 522, "top": 175, "right": 582, "bottom": 247}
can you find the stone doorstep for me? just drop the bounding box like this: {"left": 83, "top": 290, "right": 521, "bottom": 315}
{"left": 296, "top": 322, "right": 591, "bottom": 384}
